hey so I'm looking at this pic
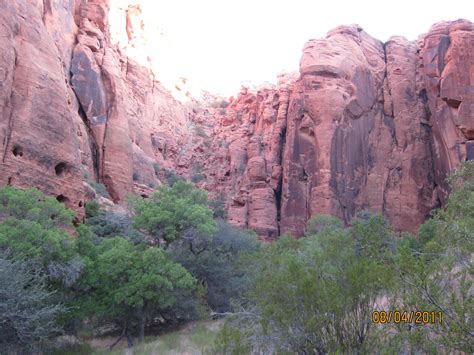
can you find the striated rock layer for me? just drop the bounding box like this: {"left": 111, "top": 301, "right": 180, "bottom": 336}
{"left": 0, "top": 1, "right": 472, "bottom": 236}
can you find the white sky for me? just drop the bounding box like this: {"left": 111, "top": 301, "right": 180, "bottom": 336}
{"left": 134, "top": 0, "right": 473, "bottom": 96}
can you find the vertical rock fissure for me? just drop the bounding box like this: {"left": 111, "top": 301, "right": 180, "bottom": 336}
{"left": 77, "top": 104, "right": 101, "bottom": 181}
{"left": 2, "top": 49, "right": 18, "bottom": 164}
{"left": 275, "top": 126, "right": 287, "bottom": 234}
{"left": 99, "top": 66, "right": 114, "bottom": 199}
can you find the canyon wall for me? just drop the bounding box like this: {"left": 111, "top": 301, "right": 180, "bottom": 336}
{"left": 0, "top": 0, "right": 472, "bottom": 235}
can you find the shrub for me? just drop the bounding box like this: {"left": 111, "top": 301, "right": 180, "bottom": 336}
{"left": 85, "top": 200, "right": 100, "bottom": 218}
{"left": 0, "top": 254, "right": 65, "bottom": 352}
{"left": 132, "top": 170, "right": 141, "bottom": 182}
{"left": 167, "top": 221, "right": 260, "bottom": 312}
{"left": 153, "top": 163, "right": 160, "bottom": 176}
{"left": 164, "top": 169, "right": 183, "bottom": 186}
{"left": 191, "top": 173, "right": 205, "bottom": 183}
{"left": 392, "top": 162, "right": 474, "bottom": 352}
{"left": 86, "top": 209, "right": 147, "bottom": 245}
{"left": 89, "top": 182, "right": 110, "bottom": 199}
{"left": 208, "top": 194, "right": 226, "bottom": 219}
{"left": 216, "top": 214, "right": 396, "bottom": 353}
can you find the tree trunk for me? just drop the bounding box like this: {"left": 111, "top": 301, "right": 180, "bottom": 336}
{"left": 127, "top": 332, "right": 134, "bottom": 347}
{"left": 139, "top": 304, "right": 146, "bottom": 343}
{"left": 110, "top": 321, "right": 127, "bottom": 350}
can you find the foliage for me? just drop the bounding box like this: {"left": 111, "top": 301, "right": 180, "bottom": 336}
{"left": 75, "top": 236, "right": 198, "bottom": 341}
{"left": 133, "top": 170, "right": 141, "bottom": 182}
{"left": 131, "top": 180, "right": 216, "bottom": 245}
{"left": 168, "top": 221, "right": 260, "bottom": 312}
{"left": 191, "top": 173, "right": 206, "bottom": 183}
{"left": 89, "top": 182, "right": 111, "bottom": 199}
{"left": 163, "top": 169, "right": 184, "bottom": 186}
{"left": 215, "top": 214, "right": 396, "bottom": 353}
{"left": 0, "top": 186, "right": 74, "bottom": 228}
{"left": 153, "top": 163, "right": 160, "bottom": 176}
{"left": 0, "top": 186, "right": 82, "bottom": 286}
{"left": 390, "top": 161, "right": 474, "bottom": 353}
{"left": 86, "top": 209, "right": 147, "bottom": 244}
{"left": 208, "top": 193, "right": 227, "bottom": 219}
{"left": 85, "top": 200, "right": 100, "bottom": 218}
{"left": 0, "top": 253, "right": 65, "bottom": 352}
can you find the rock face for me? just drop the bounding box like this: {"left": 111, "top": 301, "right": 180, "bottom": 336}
{"left": 0, "top": 1, "right": 472, "bottom": 236}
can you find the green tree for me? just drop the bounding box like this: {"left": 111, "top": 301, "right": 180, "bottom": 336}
{"left": 168, "top": 221, "right": 260, "bottom": 312}
{"left": 0, "top": 253, "right": 65, "bottom": 352}
{"left": 76, "top": 236, "right": 197, "bottom": 344}
{"left": 0, "top": 186, "right": 74, "bottom": 228}
{"left": 0, "top": 187, "right": 82, "bottom": 286}
{"left": 86, "top": 208, "right": 147, "bottom": 244}
{"left": 131, "top": 180, "right": 216, "bottom": 245}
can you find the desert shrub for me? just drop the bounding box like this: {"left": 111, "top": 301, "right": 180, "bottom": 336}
{"left": 167, "top": 221, "right": 260, "bottom": 312}
{"left": 86, "top": 209, "right": 147, "bottom": 244}
{"left": 191, "top": 173, "right": 205, "bottom": 183}
{"left": 153, "top": 163, "right": 160, "bottom": 176}
{"left": 0, "top": 254, "right": 66, "bottom": 353}
{"left": 208, "top": 193, "right": 226, "bottom": 219}
{"left": 164, "top": 169, "right": 183, "bottom": 186}
{"left": 390, "top": 162, "right": 474, "bottom": 353}
{"left": 85, "top": 200, "right": 100, "bottom": 218}
{"left": 132, "top": 170, "right": 141, "bottom": 182}
{"left": 89, "top": 181, "right": 110, "bottom": 199}
{"left": 216, "top": 214, "right": 396, "bottom": 353}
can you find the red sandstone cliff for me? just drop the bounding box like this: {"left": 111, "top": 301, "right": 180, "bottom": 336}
{"left": 0, "top": 0, "right": 472, "bottom": 236}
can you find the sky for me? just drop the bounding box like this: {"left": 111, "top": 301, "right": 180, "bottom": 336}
{"left": 127, "top": 0, "right": 474, "bottom": 96}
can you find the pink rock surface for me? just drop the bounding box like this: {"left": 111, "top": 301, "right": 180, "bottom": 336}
{"left": 0, "top": 2, "right": 471, "bottom": 236}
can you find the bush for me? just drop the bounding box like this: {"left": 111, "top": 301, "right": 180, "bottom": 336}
{"left": 89, "top": 182, "right": 110, "bottom": 199}
{"left": 167, "top": 221, "right": 260, "bottom": 312}
{"left": 216, "top": 214, "right": 396, "bottom": 353}
{"left": 86, "top": 209, "right": 147, "bottom": 244}
{"left": 391, "top": 162, "right": 474, "bottom": 352}
{"left": 191, "top": 173, "right": 205, "bottom": 183}
{"left": 153, "top": 163, "right": 160, "bottom": 176}
{"left": 132, "top": 170, "right": 141, "bottom": 182}
{"left": 208, "top": 194, "right": 226, "bottom": 219}
{"left": 0, "top": 253, "right": 65, "bottom": 352}
{"left": 164, "top": 169, "right": 183, "bottom": 186}
{"left": 85, "top": 200, "right": 100, "bottom": 218}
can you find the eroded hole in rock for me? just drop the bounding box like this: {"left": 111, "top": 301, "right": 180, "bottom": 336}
{"left": 442, "top": 98, "right": 461, "bottom": 109}
{"left": 141, "top": 194, "right": 148, "bottom": 198}
{"left": 12, "top": 145, "right": 23, "bottom": 157}
{"left": 78, "top": 201, "right": 83, "bottom": 207}
{"left": 56, "top": 194, "right": 70, "bottom": 203}
{"left": 7, "top": 177, "right": 12, "bottom": 185}
{"left": 55, "top": 162, "right": 69, "bottom": 177}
